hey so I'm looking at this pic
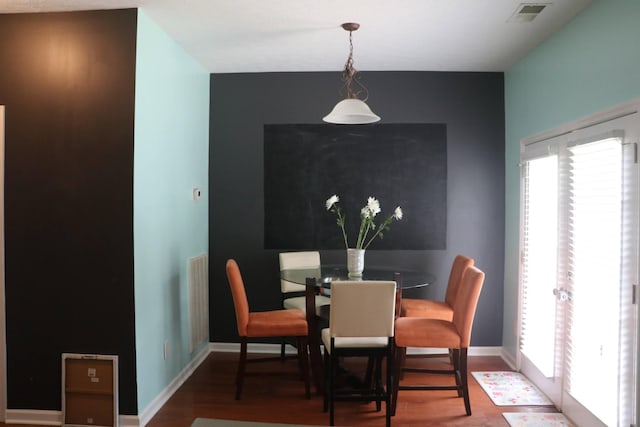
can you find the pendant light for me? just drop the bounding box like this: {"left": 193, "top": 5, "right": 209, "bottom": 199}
{"left": 323, "top": 23, "right": 381, "bottom": 124}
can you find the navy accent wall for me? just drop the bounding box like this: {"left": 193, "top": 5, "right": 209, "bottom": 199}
{"left": 0, "top": 9, "right": 138, "bottom": 414}
{"left": 210, "top": 72, "right": 505, "bottom": 345}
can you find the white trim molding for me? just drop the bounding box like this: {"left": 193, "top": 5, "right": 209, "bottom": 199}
{"left": 5, "top": 409, "right": 61, "bottom": 425}
{"left": 5, "top": 409, "right": 139, "bottom": 427}
{"left": 213, "top": 342, "right": 504, "bottom": 357}
{"left": 137, "top": 344, "right": 211, "bottom": 427}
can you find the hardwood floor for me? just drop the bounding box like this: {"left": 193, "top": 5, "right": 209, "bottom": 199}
{"left": 0, "top": 351, "right": 557, "bottom": 427}
{"left": 144, "top": 351, "right": 558, "bottom": 427}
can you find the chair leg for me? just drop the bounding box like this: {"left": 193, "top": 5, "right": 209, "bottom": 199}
{"left": 398, "top": 347, "right": 407, "bottom": 380}
{"left": 365, "top": 356, "right": 375, "bottom": 390}
{"left": 235, "top": 338, "right": 248, "bottom": 400}
{"left": 459, "top": 348, "right": 471, "bottom": 416}
{"left": 375, "top": 355, "right": 383, "bottom": 411}
{"left": 329, "top": 349, "right": 337, "bottom": 426}
{"left": 452, "top": 348, "right": 463, "bottom": 397}
{"left": 391, "top": 346, "right": 406, "bottom": 416}
{"left": 297, "top": 336, "right": 311, "bottom": 399}
{"left": 386, "top": 347, "right": 393, "bottom": 427}
{"left": 280, "top": 339, "right": 286, "bottom": 362}
{"left": 323, "top": 346, "right": 330, "bottom": 413}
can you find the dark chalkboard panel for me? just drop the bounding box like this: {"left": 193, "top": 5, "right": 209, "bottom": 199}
{"left": 264, "top": 123, "right": 447, "bottom": 250}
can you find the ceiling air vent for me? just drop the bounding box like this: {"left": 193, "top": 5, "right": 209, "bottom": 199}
{"left": 508, "top": 3, "right": 549, "bottom": 23}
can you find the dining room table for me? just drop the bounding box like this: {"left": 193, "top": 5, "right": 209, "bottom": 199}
{"left": 280, "top": 264, "right": 435, "bottom": 394}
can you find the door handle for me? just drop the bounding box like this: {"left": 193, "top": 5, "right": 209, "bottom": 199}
{"left": 553, "top": 288, "right": 571, "bottom": 302}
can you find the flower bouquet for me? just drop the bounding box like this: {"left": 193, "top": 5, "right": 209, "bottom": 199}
{"left": 325, "top": 194, "right": 403, "bottom": 276}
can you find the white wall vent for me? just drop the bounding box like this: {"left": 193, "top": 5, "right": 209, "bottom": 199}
{"left": 188, "top": 253, "right": 209, "bottom": 353}
{"left": 508, "top": 3, "right": 549, "bottom": 23}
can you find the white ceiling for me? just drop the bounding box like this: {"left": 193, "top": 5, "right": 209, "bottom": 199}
{"left": 0, "top": 0, "right": 592, "bottom": 73}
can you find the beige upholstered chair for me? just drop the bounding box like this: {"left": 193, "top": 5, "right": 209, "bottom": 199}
{"left": 280, "top": 251, "right": 330, "bottom": 313}
{"left": 392, "top": 266, "right": 485, "bottom": 416}
{"left": 279, "top": 251, "right": 331, "bottom": 358}
{"left": 400, "top": 254, "right": 474, "bottom": 319}
{"left": 226, "top": 259, "right": 310, "bottom": 400}
{"left": 321, "top": 280, "right": 396, "bottom": 427}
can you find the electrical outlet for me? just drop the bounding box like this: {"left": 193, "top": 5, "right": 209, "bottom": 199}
{"left": 164, "top": 340, "right": 169, "bottom": 360}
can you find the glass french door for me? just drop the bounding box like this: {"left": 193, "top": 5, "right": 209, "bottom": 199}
{"left": 519, "top": 150, "right": 562, "bottom": 404}
{"left": 518, "top": 108, "right": 639, "bottom": 427}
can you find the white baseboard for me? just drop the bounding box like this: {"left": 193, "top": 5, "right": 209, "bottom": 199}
{"left": 5, "top": 409, "right": 60, "bottom": 425}
{"left": 212, "top": 342, "right": 503, "bottom": 357}
{"left": 119, "top": 415, "right": 141, "bottom": 427}
{"left": 4, "top": 409, "right": 138, "bottom": 427}
{"left": 403, "top": 346, "right": 502, "bottom": 356}
{"left": 210, "top": 342, "right": 298, "bottom": 354}
{"left": 137, "top": 344, "right": 211, "bottom": 427}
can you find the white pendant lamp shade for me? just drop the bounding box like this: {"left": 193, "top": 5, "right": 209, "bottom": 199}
{"left": 323, "top": 98, "right": 381, "bottom": 124}
{"left": 323, "top": 22, "right": 381, "bottom": 125}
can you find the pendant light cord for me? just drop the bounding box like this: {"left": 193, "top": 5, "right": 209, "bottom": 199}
{"left": 342, "top": 30, "right": 369, "bottom": 101}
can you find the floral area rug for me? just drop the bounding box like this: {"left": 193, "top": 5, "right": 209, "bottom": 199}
{"left": 503, "top": 412, "right": 575, "bottom": 427}
{"left": 471, "top": 371, "right": 553, "bottom": 406}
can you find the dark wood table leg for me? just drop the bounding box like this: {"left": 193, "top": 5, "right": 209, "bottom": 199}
{"left": 305, "top": 277, "right": 324, "bottom": 395}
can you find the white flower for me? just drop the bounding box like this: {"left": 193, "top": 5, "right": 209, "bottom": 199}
{"left": 361, "top": 207, "right": 371, "bottom": 218}
{"left": 366, "top": 197, "right": 381, "bottom": 217}
{"left": 393, "top": 207, "right": 403, "bottom": 220}
{"left": 326, "top": 194, "right": 339, "bottom": 210}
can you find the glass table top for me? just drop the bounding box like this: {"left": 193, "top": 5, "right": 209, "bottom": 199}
{"left": 280, "top": 264, "right": 434, "bottom": 290}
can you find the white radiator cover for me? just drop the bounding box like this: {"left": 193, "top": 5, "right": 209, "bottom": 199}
{"left": 188, "top": 253, "right": 209, "bottom": 352}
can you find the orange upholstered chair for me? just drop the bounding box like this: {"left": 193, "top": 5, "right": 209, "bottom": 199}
{"left": 226, "top": 259, "right": 310, "bottom": 400}
{"left": 392, "top": 265, "right": 485, "bottom": 416}
{"left": 400, "top": 254, "right": 474, "bottom": 319}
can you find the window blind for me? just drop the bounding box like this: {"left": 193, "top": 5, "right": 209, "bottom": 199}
{"left": 565, "top": 138, "right": 622, "bottom": 427}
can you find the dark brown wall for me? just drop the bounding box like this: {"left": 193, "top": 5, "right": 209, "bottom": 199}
{"left": 0, "top": 9, "right": 138, "bottom": 414}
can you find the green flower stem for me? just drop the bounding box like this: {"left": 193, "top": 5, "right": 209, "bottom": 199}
{"left": 356, "top": 215, "right": 374, "bottom": 249}
{"left": 335, "top": 207, "right": 349, "bottom": 249}
{"left": 356, "top": 218, "right": 365, "bottom": 249}
{"left": 363, "top": 215, "right": 395, "bottom": 250}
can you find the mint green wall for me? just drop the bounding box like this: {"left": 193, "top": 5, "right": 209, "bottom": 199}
{"left": 503, "top": 0, "right": 640, "bottom": 359}
{"left": 133, "top": 9, "right": 209, "bottom": 412}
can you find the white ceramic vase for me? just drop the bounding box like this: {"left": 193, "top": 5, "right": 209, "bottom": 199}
{"left": 347, "top": 248, "right": 365, "bottom": 278}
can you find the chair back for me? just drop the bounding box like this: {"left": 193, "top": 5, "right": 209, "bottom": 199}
{"left": 279, "top": 251, "right": 321, "bottom": 293}
{"left": 226, "top": 259, "right": 250, "bottom": 337}
{"left": 444, "top": 254, "right": 475, "bottom": 307}
{"left": 329, "top": 281, "right": 396, "bottom": 338}
{"left": 451, "top": 266, "right": 485, "bottom": 347}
